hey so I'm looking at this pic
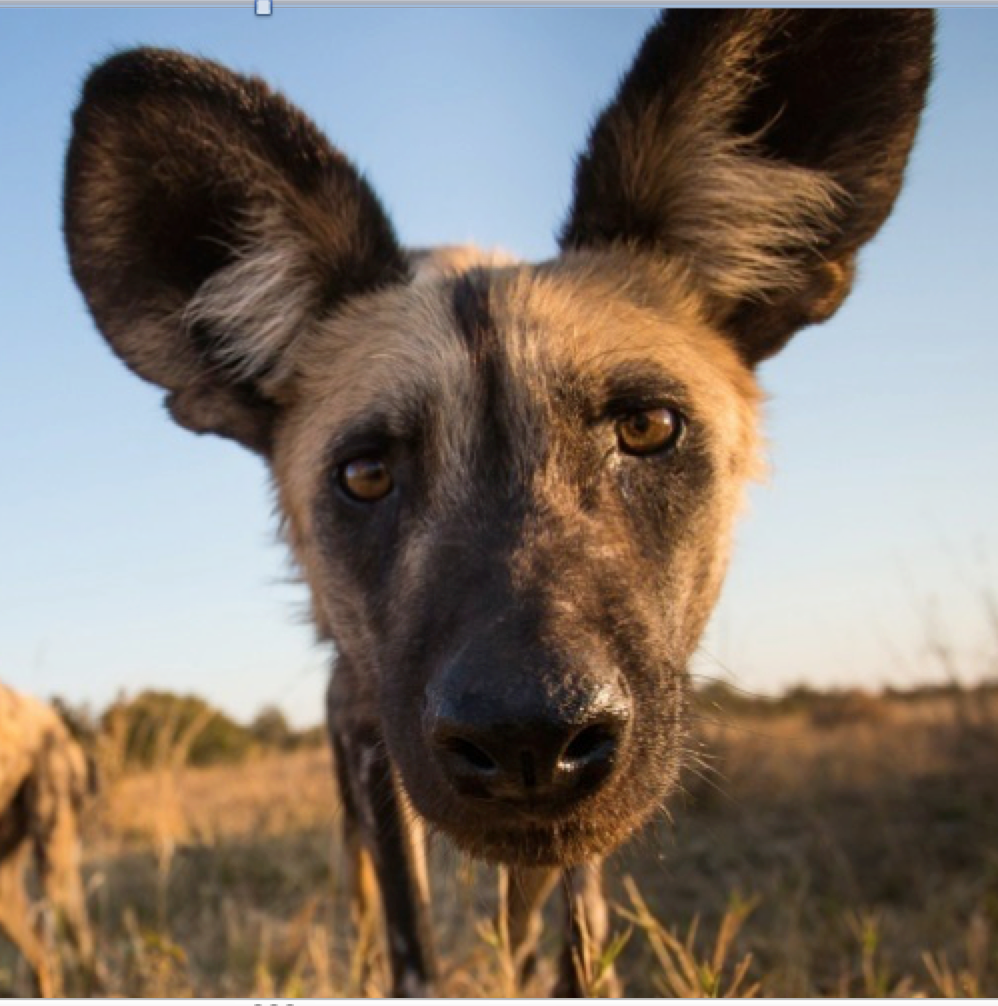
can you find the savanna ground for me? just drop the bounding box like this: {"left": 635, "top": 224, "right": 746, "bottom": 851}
{"left": 2, "top": 683, "right": 997, "bottom": 997}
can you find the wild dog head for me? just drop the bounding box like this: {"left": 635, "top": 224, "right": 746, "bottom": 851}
{"left": 64, "top": 11, "right": 934, "bottom": 866}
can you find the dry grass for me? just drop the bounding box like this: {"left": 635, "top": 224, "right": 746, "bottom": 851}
{"left": 624, "top": 687, "right": 998, "bottom": 996}
{"left": 1, "top": 689, "right": 996, "bottom": 996}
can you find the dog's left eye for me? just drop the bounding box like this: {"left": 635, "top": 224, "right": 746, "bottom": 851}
{"left": 616, "top": 407, "right": 683, "bottom": 456}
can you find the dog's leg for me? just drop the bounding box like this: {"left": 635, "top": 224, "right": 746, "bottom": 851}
{"left": 329, "top": 724, "right": 379, "bottom": 991}
{"left": 0, "top": 843, "right": 58, "bottom": 997}
{"left": 501, "top": 865, "right": 559, "bottom": 991}
{"left": 555, "top": 861, "right": 618, "bottom": 997}
{"left": 327, "top": 672, "right": 438, "bottom": 997}
{"left": 26, "top": 739, "right": 98, "bottom": 994}
{"left": 35, "top": 816, "right": 97, "bottom": 994}
{"left": 337, "top": 723, "right": 437, "bottom": 996}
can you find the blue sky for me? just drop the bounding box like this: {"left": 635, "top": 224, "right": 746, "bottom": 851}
{"left": 1, "top": 8, "right": 996, "bottom": 727}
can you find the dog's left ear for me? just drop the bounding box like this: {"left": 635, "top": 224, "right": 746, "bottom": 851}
{"left": 560, "top": 10, "right": 935, "bottom": 364}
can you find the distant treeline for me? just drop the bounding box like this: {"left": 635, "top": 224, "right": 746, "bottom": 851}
{"left": 52, "top": 690, "right": 324, "bottom": 769}
{"left": 694, "top": 678, "right": 998, "bottom": 723}
{"left": 50, "top": 679, "right": 998, "bottom": 769}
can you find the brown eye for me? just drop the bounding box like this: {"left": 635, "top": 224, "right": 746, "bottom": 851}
{"left": 616, "top": 407, "right": 682, "bottom": 456}
{"left": 339, "top": 457, "right": 393, "bottom": 502}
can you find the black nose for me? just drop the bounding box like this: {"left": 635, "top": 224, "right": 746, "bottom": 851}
{"left": 425, "top": 675, "right": 631, "bottom": 807}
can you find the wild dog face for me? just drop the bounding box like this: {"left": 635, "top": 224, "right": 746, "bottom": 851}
{"left": 274, "top": 250, "right": 761, "bottom": 863}
{"left": 64, "top": 12, "right": 934, "bottom": 865}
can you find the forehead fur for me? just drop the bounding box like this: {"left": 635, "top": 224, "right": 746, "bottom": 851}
{"left": 492, "top": 249, "right": 762, "bottom": 461}
{"left": 274, "top": 245, "right": 762, "bottom": 541}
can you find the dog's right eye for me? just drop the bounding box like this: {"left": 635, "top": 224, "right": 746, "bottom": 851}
{"left": 338, "top": 457, "right": 394, "bottom": 503}
{"left": 615, "top": 407, "right": 683, "bottom": 457}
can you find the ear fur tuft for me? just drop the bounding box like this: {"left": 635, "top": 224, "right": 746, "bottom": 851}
{"left": 561, "top": 10, "right": 935, "bottom": 363}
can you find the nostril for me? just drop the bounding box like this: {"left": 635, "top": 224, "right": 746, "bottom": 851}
{"left": 519, "top": 751, "right": 537, "bottom": 789}
{"left": 441, "top": 736, "right": 497, "bottom": 774}
{"left": 561, "top": 723, "right": 618, "bottom": 768}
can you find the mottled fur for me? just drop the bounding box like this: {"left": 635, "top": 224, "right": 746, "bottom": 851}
{"left": 64, "top": 11, "right": 934, "bottom": 995}
{"left": 0, "top": 684, "right": 95, "bottom": 997}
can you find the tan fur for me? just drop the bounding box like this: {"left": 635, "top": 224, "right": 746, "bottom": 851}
{"left": 609, "top": 84, "right": 846, "bottom": 310}
{"left": 0, "top": 684, "right": 95, "bottom": 997}
{"left": 183, "top": 203, "right": 326, "bottom": 391}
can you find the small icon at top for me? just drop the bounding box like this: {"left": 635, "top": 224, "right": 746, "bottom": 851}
{"left": 255, "top": 0, "right": 272, "bottom": 15}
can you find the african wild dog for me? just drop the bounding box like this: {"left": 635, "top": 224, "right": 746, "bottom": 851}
{"left": 64, "top": 10, "right": 934, "bottom": 995}
{"left": 0, "top": 684, "right": 96, "bottom": 997}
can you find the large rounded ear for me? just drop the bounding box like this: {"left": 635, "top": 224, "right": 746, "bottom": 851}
{"left": 64, "top": 48, "right": 408, "bottom": 454}
{"left": 560, "top": 11, "right": 935, "bottom": 364}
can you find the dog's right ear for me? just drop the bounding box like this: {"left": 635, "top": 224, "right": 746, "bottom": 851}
{"left": 64, "top": 48, "right": 407, "bottom": 455}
